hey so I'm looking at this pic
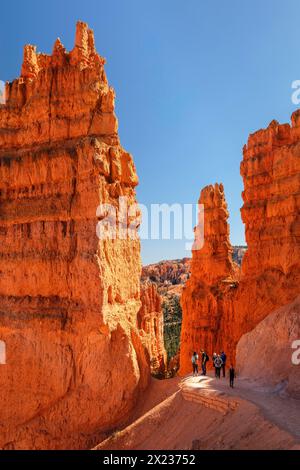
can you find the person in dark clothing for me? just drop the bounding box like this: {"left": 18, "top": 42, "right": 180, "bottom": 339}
{"left": 220, "top": 351, "right": 227, "bottom": 377}
{"left": 200, "top": 350, "right": 209, "bottom": 376}
{"left": 229, "top": 364, "right": 235, "bottom": 388}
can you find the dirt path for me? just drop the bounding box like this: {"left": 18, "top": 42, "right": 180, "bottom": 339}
{"left": 95, "top": 373, "right": 300, "bottom": 450}
{"left": 182, "top": 374, "right": 300, "bottom": 439}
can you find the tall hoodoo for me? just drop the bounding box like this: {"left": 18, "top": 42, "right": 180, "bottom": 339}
{"left": 180, "top": 184, "right": 237, "bottom": 374}
{"left": 180, "top": 113, "right": 300, "bottom": 373}
{"left": 0, "top": 22, "right": 149, "bottom": 449}
{"left": 190, "top": 183, "right": 236, "bottom": 284}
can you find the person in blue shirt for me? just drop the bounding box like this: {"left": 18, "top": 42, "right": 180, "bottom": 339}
{"left": 220, "top": 351, "right": 227, "bottom": 377}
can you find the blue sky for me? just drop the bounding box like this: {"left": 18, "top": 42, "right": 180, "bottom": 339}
{"left": 1, "top": 0, "right": 300, "bottom": 264}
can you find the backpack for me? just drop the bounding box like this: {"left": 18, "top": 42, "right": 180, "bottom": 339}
{"left": 214, "top": 357, "right": 222, "bottom": 367}
{"left": 206, "top": 353, "right": 210, "bottom": 362}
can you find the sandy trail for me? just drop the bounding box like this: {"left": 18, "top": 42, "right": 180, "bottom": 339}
{"left": 95, "top": 373, "right": 300, "bottom": 450}
{"left": 211, "top": 376, "right": 300, "bottom": 438}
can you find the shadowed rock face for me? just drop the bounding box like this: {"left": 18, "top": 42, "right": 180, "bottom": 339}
{"left": 0, "top": 21, "right": 150, "bottom": 449}
{"left": 180, "top": 116, "right": 300, "bottom": 374}
{"left": 236, "top": 296, "right": 300, "bottom": 399}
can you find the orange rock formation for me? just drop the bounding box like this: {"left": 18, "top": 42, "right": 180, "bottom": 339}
{"left": 0, "top": 22, "right": 150, "bottom": 449}
{"left": 138, "top": 283, "right": 167, "bottom": 376}
{"left": 236, "top": 117, "right": 300, "bottom": 331}
{"left": 180, "top": 184, "right": 238, "bottom": 372}
{"left": 180, "top": 116, "right": 300, "bottom": 374}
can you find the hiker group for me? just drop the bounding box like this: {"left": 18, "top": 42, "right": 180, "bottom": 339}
{"left": 191, "top": 350, "right": 235, "bottom": 387}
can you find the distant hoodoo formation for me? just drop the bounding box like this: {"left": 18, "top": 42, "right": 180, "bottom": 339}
{"left": 138, "top": 283, "right": 167, "bottom": 376}
{"left": 0, "top": 22, "right": 150, "bottom": 449}
{"left": 180, "top": 117, "right": 300, "bottom": 373}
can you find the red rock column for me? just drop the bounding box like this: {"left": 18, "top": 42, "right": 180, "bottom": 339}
{"left": 180, "top": 183, "right": 238, "bottom": 375}
{"left": 0, "top": 22, "right": 150, "bottom": 449}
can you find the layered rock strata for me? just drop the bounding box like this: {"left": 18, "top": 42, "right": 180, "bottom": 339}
{"left": 138, "top": 283, "right": 167, "bottom": 376}
{"left": 180, "top": 116, "right": 300, "bottom": 374}
{"left": 0, "top": 22, "right": 149, "bottom": 449}
{"left": 236, "top": 117, "right": 300, "bottom": 332}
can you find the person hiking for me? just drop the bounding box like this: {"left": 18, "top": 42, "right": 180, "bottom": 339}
{"left": 200, "top": 349, "right": 209, "bottom": 376}
{"left": 229, "top": 364, "right": 236, "bottom": 388}
{"left": 214, "top": 354, "right": 223, "bottom": 379}
{"left": 191, "top": 351, "right": 199, "bottom": 377}
{"left": 212, "top": 352, "right": 217, "bottom": 377}
{"left": 220, "top": 351, "right": 227, "bottom": 378}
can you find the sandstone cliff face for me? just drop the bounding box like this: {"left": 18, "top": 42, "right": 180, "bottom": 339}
{"left": 236, "top": 296, "right": 300, "bottom": 399}
{"left": 0, "top": 22, "right": 149, "bottom": 449}
{"left": 236, "top": 117, "right": 300, "bottom": 333}
{"left": 138, "top": 283, "right": 166, "bottom": 376}
{"left": 180, "top": 115, "right": 300, "bottom": 374}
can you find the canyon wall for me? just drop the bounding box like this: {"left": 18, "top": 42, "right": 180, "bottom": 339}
{"left": 236, "top": 295, "right": 300, "bottom": 399}
{"left": 0, "top": 22, "right": 150, "bottom": 449}
{"left": 235, "top": 117, "right": 300, "bottom": 333}
{"left": 138, "top": 283, "right": 167, "bottom": 376}
{"left": 180, "top": 116, "right": 300, "bottom": 374}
